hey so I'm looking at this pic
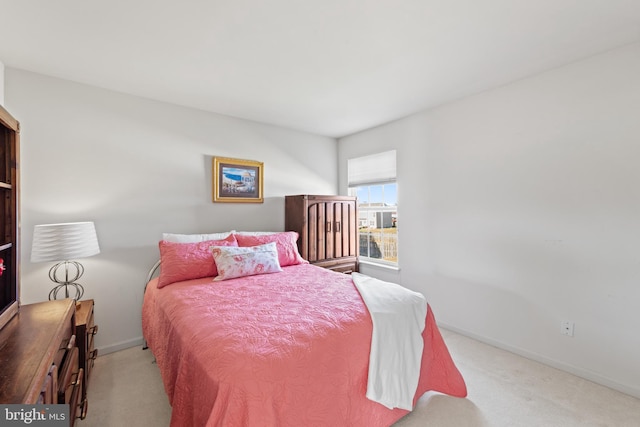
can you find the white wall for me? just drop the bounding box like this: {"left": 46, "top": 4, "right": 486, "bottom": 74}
{"left": 6, "top": 68, "right": 338, "bottom": 354}
{"left": 339, "top": 43, "right": 640, "bottom": 398}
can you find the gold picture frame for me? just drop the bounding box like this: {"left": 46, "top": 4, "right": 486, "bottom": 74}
{"left": 212, "top": 157, "right": 264, "bottom": 203}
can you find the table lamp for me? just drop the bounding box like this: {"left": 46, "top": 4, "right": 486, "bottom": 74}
{"left": 31, "top": 221, "right": 100, "bottom": 300}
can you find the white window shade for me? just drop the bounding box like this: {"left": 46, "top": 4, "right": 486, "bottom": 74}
{"left": 347, "top": 150, "right": 396, "bottom": 186}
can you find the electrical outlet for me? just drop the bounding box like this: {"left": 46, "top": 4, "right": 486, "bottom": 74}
{"left": 561, "top": 320, "right": 574, "bottom": 337}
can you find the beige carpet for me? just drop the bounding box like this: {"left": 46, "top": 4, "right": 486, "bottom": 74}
{"left": 78, "top": 329, "right": 640, "bottom": 427}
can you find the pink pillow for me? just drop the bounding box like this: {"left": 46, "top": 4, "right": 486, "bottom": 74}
{"left": 157, "top": 234, "right": 238, "bottom": 288}
{"left": 211, "top": 242, "right": 283, "bottom": 281}
{"left": 235, "top": 231, "right": 307, "bottom": 267}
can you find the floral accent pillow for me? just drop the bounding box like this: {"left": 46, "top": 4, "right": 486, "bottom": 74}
{"left": 211, "top": 242, "right": 283, "bottom": 281}
{"left": 235, "top": 231, "right": 307, "bottom": 267}
{"left": 157, "top": 234, "right": 238, "bottom": 288}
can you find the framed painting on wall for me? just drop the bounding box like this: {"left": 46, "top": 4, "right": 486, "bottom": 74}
{"left": 212, "top": 157, "right": 264, "bottom": 203}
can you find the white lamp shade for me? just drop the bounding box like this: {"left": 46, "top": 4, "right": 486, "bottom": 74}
{"left": 31, "top": 222, "right": 101, "bottom": 262}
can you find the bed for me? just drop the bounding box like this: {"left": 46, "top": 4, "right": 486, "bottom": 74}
{"left": 142, "top": 231, "right": 467, "bottom": 426}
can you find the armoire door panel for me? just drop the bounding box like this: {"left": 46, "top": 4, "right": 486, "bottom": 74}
{"left": 307, "top": 203, "right": 318, "bottom": 262}
{"left": 324, "top": 202, "right": 335, "bottom": 260}
{"left": 333, "top": 202, "right": 343, "bottom": 259}
{"left": 347, "top": 201, "right": 357, "bottom": 257}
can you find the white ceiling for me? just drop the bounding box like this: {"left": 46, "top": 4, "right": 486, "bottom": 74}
{"left": 1, "top": 1, "right": 640, "bottom": 138}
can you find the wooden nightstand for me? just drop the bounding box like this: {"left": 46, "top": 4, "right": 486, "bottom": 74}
{"left": 76, "top": 299, "right": 98, "bottom": 419}
{"left": 0, "top": 300, "right": 83, "bottom": 425}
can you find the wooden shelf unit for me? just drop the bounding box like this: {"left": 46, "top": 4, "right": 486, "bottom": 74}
{"left": 0, "top": 104, "right": 20, "bottom": 332}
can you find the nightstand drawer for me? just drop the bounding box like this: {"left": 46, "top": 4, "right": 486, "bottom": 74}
{"left": 57, "top": 345, "right": 82, "bottom": 427}
{"left": 58, "top": 346, "right": 79, "bottom": 404}
{"left": 76, "top": 299, "right": 97, "bottom": 418}
{"left": 86, "top": 322, "right": 98, "bottom": 378}
{"left": 312, "top": 257, "right": 359, "bottom": 274}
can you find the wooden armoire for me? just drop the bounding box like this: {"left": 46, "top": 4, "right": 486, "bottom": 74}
{"left": 285, "top": 195, "right": 359, "bottom": 274}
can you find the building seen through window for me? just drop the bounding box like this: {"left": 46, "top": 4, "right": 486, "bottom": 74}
{"left": 349, "top": 183, "right": 398, "bottom": 266}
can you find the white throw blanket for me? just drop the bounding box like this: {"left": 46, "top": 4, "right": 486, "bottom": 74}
{"left": 351, "top": 272, "right": 427, "bottom": 411}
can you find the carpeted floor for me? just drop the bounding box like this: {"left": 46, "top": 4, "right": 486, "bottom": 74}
{"left": 79, "top": 329, "right": 640, "bottom": 426}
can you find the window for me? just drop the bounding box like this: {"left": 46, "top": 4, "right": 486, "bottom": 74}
{"left": 347, "top": 151, "right": 398, "bottom": 267}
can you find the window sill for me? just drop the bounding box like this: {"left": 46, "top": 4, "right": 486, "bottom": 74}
{"left": 359, "top": 259, "right": 400, "bottom": 272}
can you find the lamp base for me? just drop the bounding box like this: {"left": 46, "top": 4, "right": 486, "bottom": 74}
{"left": 48, "top": 261, "right": 85, "bottom": 301}
{"left": 49, "top": 282, "right": 85, "bottom": 301}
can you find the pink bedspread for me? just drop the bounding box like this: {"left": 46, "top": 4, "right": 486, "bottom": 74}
{"left": 142, "top": 264, "right": 466, "bottom": 427}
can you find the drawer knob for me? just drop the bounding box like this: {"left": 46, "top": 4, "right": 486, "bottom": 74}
{"left": 89, "top": 349, "right": 98, "bottom": 360}
{"left": 78, "top": 398, "right": 88, "bottom": 420}
{"left": 61, "top": 335, "right": 76, "bottom": 351}
{"left": 70, "top": 371, "right": 81, "bottom": 387}
{"left": 89, "top": 325, "right": 99, "bottom": 336}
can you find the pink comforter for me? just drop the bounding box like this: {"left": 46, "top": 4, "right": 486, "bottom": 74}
{"left": 142, "top": 264, "right": 466, "bottom": 427}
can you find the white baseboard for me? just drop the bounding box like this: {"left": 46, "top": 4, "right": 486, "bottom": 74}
{"left": 97, "top": 337, "right": 145, "bottom": 356}
{"left": 438, "top": 322, "right": 640, "bottom": 400}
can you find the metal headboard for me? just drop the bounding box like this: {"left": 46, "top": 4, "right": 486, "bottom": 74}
{"left": 142, "top": 259, "right": 161, "bottom": 350}
{"left": 144, "top": 259, "right": 161, "bottom": 292}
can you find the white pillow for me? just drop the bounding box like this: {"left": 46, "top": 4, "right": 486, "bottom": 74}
{"left": 211, "top": 242, "right": 282, "bottom": 281}
{"left": 233, "top": 231, "right": 280, "bottom": 236}
{"left": 162, "top": 230, "right": 236, "bottom": 243}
